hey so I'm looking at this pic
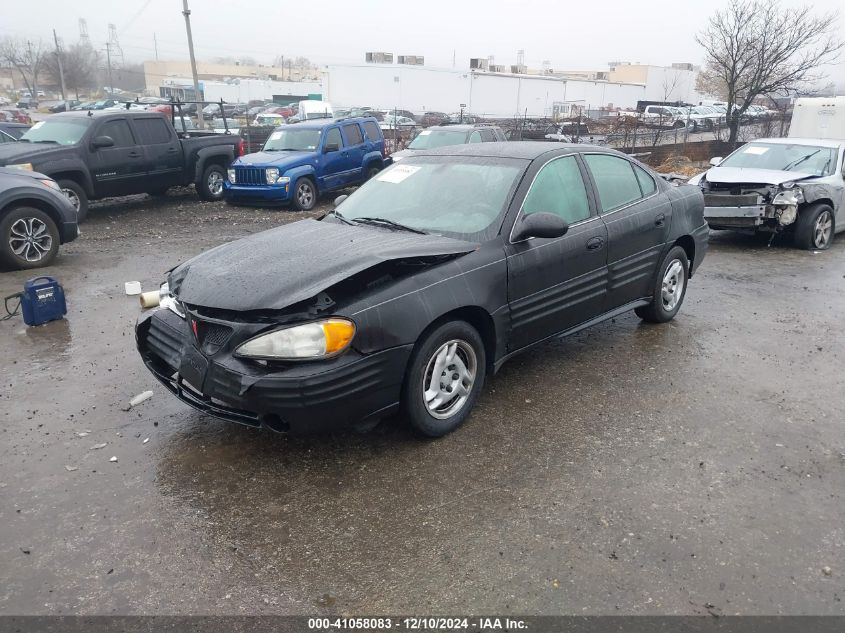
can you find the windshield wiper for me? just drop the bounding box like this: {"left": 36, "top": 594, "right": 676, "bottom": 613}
{"left": 352, "top": 217, "right": 427, "bottom": 234}
{"left": 782, "top": 150, "right": 820, "bottom": 171}
{"left": 325, "top": 209, "right": 355, "bottom": 226}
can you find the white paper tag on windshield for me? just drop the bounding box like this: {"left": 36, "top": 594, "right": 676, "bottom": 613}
{"left": 743, "top": 146, "right": 769, "bottom": 155}
{"left": 269, "top": 131, "right": 282, "bottom": 140}
{"left": 377, "top": 164, "right": 420, "bottom": 183}
{"left": 419, "top": 130, "right": 431, "bottom": 136}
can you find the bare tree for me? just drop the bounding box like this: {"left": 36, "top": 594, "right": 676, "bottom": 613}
{"left": 0, "top": 36, "right": 48, "bottom": 97}
{"left": 696, "top": 0, "right": 842, "bottom": 147}
{"left": 44, "top": 43, "right": 100, "bottom": 98}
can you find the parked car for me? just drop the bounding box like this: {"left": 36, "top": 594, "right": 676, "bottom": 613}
{"left": 90, "top": 99, "right": 117, "bottom": 110}
{"left": 16, "top": 98, "right": 38, "bottom": 109}
{"left": 420, "top": 111, "right": 448, "bottom": 127}
{"left": 0, "top": 167, "right": 79, "bottom": 269}
{"left": 247, "top": 105, "right": 269, "bottom": 118}
{"left": 0, "top": 122, "right": 30, "bottom": 142}
{"left": 253, "top": 113, "right": 287, "bottom": 127}
{"left": 71, "top": 101, "right": 96, "bottom": 111}
{"left": 640, "top": 105, "right": 685, "bottom": 128}
{"left": 224, "top": 116, "right": 388, "bottom": 210}
{"left": 446, "top": 112, "right": 481, "bottom": 124}
{"left": 391, "top": 124, "right": 507, "bottom": 161}
{"left": 688, "top": 138, "right": 844, "bottom": 250}
{"left": 0, "top": 111, "right": 244, "bottom": 220}
{"left": 49, "top": 100, "right": 81, "bottom": 113}
{"left": 138, "top": 142, "right": 708, "bottom": 436}
{"left": 1, "top": 109, "right": 33, "bottom": 124}
{"left": 202, "top": 103, "right": 240, "bottom": 120}
{"left": 379, "top": 115, "right": 417, "bottom": 130}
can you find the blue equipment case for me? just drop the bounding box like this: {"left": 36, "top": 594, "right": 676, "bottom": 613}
{"left": 20, "top": 276, "right": 67, "bottom": 326}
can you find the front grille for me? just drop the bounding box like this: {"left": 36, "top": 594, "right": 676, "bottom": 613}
{"left": 234, "top": 166, "right": 265, "bottom": 186}
{"left": 198, "top": 322, "right": 233, "bottom": 353}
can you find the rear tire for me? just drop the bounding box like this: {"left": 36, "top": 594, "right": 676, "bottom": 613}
{"left": 794, "top": 203, "right": 834, "bottom": 251}
{"left": 402, "top": 320, "right": 487, "bottom": 437}
{"left": 56, "top": 179, "right": 88, "bottom": 222}
{"left": 635, "top": 246, "right": 689, "bottom": 323}
{"left": 197, "top": 164, "right": 226, "bottom": 201}
{"left": 0, "top": 207, "right": 60, "bottom": 270}
{"left": 365, "top": 165, "right": 381, "bottom": 181}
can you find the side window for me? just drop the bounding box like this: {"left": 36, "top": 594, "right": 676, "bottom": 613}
{"left": 362, "top": 121, "right": 381, "bottom": 141}
{"left": 98, "top": 120, "right": 135, "bottom": 147}
{"left": 480, "top": 129, "right": 495, "bottom": 142}
{"left": 325, "top": 127, "right": 343, "bottom": 149}
{"left": 521, "top": 155, "right": 591, "bottom": 225}
{"left": 133, "top": 118, "right": 173, "bottom": 144}
{"left": 468, "top": 130, "right": 482, "bottom": 143}
{"left": 342, "top": 123, "right": 363, "bottom": 145}
{"left": 633, "top": 163, "right": 657, "bottom": 196}
{"left": 583, "top": 154, "right": 643, "bottom": 213}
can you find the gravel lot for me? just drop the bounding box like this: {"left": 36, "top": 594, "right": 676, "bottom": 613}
{"left": 1, "top": 187, "right": 844, "bottom": 616}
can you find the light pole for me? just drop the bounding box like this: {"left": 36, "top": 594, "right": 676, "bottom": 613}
{"left": 182, "top": 0, "right": 204, "bottom": 128}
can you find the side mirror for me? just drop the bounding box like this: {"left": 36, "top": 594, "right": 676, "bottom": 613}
{"left": 92, "top": 135, "right": 114, "bottom": 148}
{"left": 512, "top": 212, "right": 569, "bottom": 242}
{"left": 334, "top": 194, "right": 348, "bottom": 206}
{"left": 324, "top": 142, "right": 340, "bottom": 153}
{"left": 709, "top": 156, "right": 723, "bottom": 167}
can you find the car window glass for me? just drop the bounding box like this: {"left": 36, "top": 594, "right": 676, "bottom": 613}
{"left": 468, "top": 131, "right": 482, "bottom": 143}
{"left": 480, "top": 129, "right": 495, "bottom": 142}
{"left": 362, "top": 121, "right": 381, "bottom": 141}
{"left": 633, "top": 164, "right": 657, "bottom": 196}
{"left": 325, "top": 127, "right": 343, "bottom": 148}
{"left": 98, "top": 119, "right": 135, "bottom": 147}
{"left": 584, "top": 154, "right": 643, "bottom": 212}
{"left": 342, "top": 123, "right": 363, "bottom": 145}
{"left": 134, "top": 118, "right": 172, "bottom": 144}
{"left": 522, "top": 155, "right": 590, "bottom": 224}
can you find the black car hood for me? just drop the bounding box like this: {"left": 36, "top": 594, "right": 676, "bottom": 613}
{"left": 168, "top": 219, "right": 478, "bottom": 311}
{"left": 0, "top": 142, "right": 61, "bottom": 164}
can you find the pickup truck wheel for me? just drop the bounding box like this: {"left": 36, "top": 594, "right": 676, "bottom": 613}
{"left": 56, "top": 179, "right": 88, "bottom": 222}
{"left": 0, "top": 207, "right": 60, "bottom": 270}
{"left": 794, "top": 203, "right": 834, "bottom": 251}
{"left": 402, "top": 320, "right": 486, "bottom": 438}
{"left": 198, "top": 164, "right": 226, "bottom": 201}
{"left": 635, "top": 246, "right": 689, "bottom": 323}
{"left": 292, "top": 178, "right": 316, "bottom": 211}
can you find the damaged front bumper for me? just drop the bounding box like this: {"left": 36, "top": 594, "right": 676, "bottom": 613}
{"left": 136, "top": 307, "right": 412, "bottom": 433}
{"left": 703, "top": 190, "right": 800, "bottom": 232}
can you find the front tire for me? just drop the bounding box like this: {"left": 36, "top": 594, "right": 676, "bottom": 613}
{"left": 56, "top": 179, "right": 88, "bottom": 222}
{"left": 197, "top": 164, "right": 226, "bottom": 201}
{"left": 0, "top": 207, "right": 60, "bottom": 270}
{"left": 402, "top": 320, "right": 487, "bottom": 437}
{"left": 794, "top": 203, "right": 834, "bottom": 251}
{"left": 292, "top": 177, "right": 317, "bottom": 211}
{"left": 635, "top": 246, "right": 689, "bottom": 323}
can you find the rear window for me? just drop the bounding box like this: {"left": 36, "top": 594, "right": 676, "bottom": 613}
{"left": 408, "top": 129, "right": 468, "bottom": 150}
{"left": 362, "top": 121, "right": 381, "bottom": 141}
{"left": 343, "top": 123, "right": 363, "bottom": 145}
{"left": 133, "top": 118, "right": 172, "bottom": 144}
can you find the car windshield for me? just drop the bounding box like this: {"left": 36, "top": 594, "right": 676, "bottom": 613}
{"left": 408, "top": 130, "right": 468, "bottom": 149}
{"left": 719, "top": 142, "right": 837, "bottom": 177}
{"left": 263, "top": 128, "right": 321, "bottom": 151}
{"left": 334, "top": 156, "right": 526, "bottom": 241}
{"left": 20, "top": 118, "right": 90, "bottom": 145}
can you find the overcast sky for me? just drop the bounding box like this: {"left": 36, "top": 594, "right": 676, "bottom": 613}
{"left": 2, "top": 0, "right": 844, "bottom": 85}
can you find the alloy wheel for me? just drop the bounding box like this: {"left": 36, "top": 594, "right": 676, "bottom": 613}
{"left": 422, "top": 340, "right": 477, "bottom": 419}
{"left": 9, "top": 217, "right": 53, "bottom": 263}
{"left": 297, "top": 182, "right": 314, "bottom": 208}
{"left": 207, "top": 170, "right": 224, "bottom": 196}
{"left": 62, "top": 187, "right": 81, "bottom": 212}
{"left": 813, "top": 210, "right": 833, "bottom": 249}
{"left": 661, "top": 259, "right": 685, "bottom": 311}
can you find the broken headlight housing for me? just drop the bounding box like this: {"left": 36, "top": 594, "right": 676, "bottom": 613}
{"left": 772, "top": 186, "right": 804, "bottom": 206}
{"left": 235, "top": 318, "right": 355, "bottom": 360}
{"left": 265, "top": 168, "right": 290, "bottom": 186}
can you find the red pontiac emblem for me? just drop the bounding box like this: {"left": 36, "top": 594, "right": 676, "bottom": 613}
{"left": 190, "top": 319, "right": 199, "bottom": 339}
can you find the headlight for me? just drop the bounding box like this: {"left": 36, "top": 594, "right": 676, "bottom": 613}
{"left": 772, "top": 187, "right": 804, "bottom": 206}
{"left": 7, "top": 163, "right": 33, "bottom": 171}
{"left": 227, "top": 168, "right": 236, "bottom": 183}
{"left": 235, "top": 318, "right": 355, "bottom": 360}
{"left": 38, "top": 178, "right": 62, "bottom": 192}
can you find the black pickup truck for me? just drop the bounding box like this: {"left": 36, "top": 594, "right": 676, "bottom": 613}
{"left": 0, "top": 111, "right": 243, "bottom": 220}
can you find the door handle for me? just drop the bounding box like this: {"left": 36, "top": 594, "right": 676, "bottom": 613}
{"left": 654, "top": 213, "right": 666, "bottom": 227}
{"left": 128, "top": 151, "right": 141, "bottom": 158}
{"left": 166, "top": 147, "right": 179, "bottom": 154}
{"left": 586, "top": 237, "right": 604, "bottom": 251}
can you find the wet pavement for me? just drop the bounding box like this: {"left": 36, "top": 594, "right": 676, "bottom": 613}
{"left": 1, "top": 189, "right": 844, "bottom": 616}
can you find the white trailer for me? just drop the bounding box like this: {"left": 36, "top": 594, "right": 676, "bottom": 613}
{"left": 789, "top": 96, "right": 845, "bottom": 140}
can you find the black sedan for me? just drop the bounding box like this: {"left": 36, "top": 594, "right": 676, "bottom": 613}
{"left": 0, "top": 167, "right": 79, "bottom": 269}
{"left": 136, "top": 143, "right": 708, "bottom": 437}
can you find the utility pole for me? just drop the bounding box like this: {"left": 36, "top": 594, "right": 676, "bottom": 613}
{"left": 153, "top": 33, "right": 158, "bottom": 61}
{"left": 105, "top": 42, "right": 114, "bottom": 98}
{"left": 53, "top": 29, "right": 66, "bottom": 101}
{"left": 181, "top": 0, "right": 203, "bottom": 128}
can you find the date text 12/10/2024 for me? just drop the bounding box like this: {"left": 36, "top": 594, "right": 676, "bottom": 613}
{"left": 308, "top": 617, "right": 528, "bottom": 630}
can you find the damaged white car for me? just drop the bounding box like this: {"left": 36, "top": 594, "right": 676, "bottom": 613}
{"left": 689, "top": 138, "right": 845, "bottom": 250}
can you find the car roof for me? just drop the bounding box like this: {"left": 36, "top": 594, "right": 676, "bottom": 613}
{"left": 51, "top": 110, "right": 165, "bottom": 119}
{"left": 750, "top": 137, "right": 844, "bottom": 149}
{"left": 410, "top": 141, "right": 616, "bottom": 160}
{"left": 291, "top": 116, "right": 378, "bottom": 129}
